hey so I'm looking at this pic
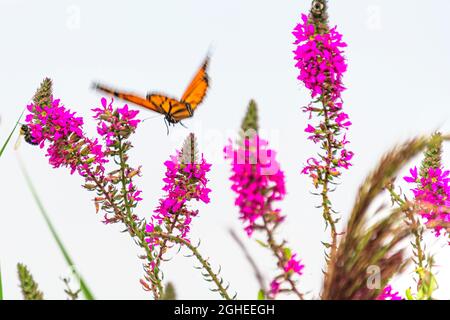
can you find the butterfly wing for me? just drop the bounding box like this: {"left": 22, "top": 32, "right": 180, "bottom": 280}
{"left": 146, "top": 94, "right": 186, "bottom": 122}
{"left": 94, "top": 55, "right": 210, "bottom": 123}
{"left": 180, "top": 56, "right": 210, "bottom": 113}
{"left": 148, "top": 56, "right": 210, "bottom": 123}
{"left": 93, "top": 83, "right": 164, "bottom": 114}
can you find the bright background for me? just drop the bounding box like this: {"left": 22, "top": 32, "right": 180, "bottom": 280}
{"left": 1, "top": 0, "right": 450, "bottom": 300}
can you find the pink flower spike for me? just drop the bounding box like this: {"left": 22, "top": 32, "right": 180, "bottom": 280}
{"left": 147, "top": 135, "right": 211, "bottom": 248}
{"left": 224, "top": 135, "right": 286, "bottom": 236}
{"left": 293, "top": 12, "right": 353, "bottom": 184}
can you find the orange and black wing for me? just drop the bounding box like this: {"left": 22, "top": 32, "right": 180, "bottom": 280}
{"left": 93, "top": 56, "right": 209, "bottom": 123}
{"left": 146, "top": 93, "right": 185, "bottom": 122}
{"left": 93, "top": 83, "right": 165, "bottom": 114}
{"left": 179, "top": 56, "right": 210, "bottom": 115}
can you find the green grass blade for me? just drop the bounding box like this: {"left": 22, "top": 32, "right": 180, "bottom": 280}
{"left": 18, "top": 156, "right": 95, "bottom": 300}
{"left": 0, "top": 262, "right": 3, "bottom": 300}
{"left": 0, "top": 109, "right": 25, "bottom": 158}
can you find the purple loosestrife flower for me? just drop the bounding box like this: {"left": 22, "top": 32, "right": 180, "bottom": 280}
{"left": 25, "top": 95, "right": 143, "bottom": 224}
{"left": 269, "top": 280, "right": 281, "bottom": 298}
{"left": 293, "top": 14, "right": 347, "bottom": 100}
{"left": 293, "top": 2, "right": 352, "bottom": 271}
{"left": 267, "top": 250, "right": 305, "bottom": 300}
{"left": 92, "top": 97, "right": 143, "bottom": 223}
{"left": 404, "top": 133, "right": 450, "bottom": 238}
{"left": 283, "top": 254, "right": 305, "bottom": 275}
{"left": 404, "top": 166, "right": 450, "bottom": 237}
{"left": 148, "top": 153, "right": 211, "bottom": 242}
{"left": 143, "top": 136, "right": 233, "bottom": 300}
{"left": 224, "top": 135, "right": 285, "bottom": 236}
{"left": 146, "top": 133, "right": 211, "bottom": 258}
{"left": 225, "top": 100, "right": 304, "bottom": 299}
{"left": 293, "top": 13, "right": 352, "bottom": 180}
{"left": 25, "top": 97, "right": 107, "bottom": 178}
{"left": 377, "top": 285, "right": 403, "bottom": 300}
{"left": 25, "top": 85, "right": 159, "bottom": 297}
{"left": 93, "top": 98, "right": 140, "bottom": 147}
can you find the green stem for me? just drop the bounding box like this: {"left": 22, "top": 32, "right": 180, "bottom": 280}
{"left": 85, "top": 160, "right": 161, "bottom": 297}
{"left": 261, "top": 216, "right": 304, "bottom": 300}
{"left": 117, "top": 137, "right": 134, "bottom": 223}
{"left": 152, "top": 211, "right": 181, "bottom": 280}
{"left": 0, "top": 109, "right": 25, "bottom": 158}
{"left": 0, "top": 262, "right": 3, "bottom": 300}
{"left": 321, "top": 97, "right": 338, "bottom": 279}
{"left": 149, "top": 232, "right": 232, "bottom": 300}
{"left": 387, "top": 185, "right": 425, "bottom": 270}
{"left": 116, "top": 137, "right": 163, "bottom": 298}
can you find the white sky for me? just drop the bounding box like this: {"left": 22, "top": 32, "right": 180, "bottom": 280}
{"left": 1, "top": 0, "right": 450, "bottom": 300}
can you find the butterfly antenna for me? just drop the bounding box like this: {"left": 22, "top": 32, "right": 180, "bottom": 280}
{"left": 164, "top": 118, "right": 170, "bottom": 135}
{"left": 180, "top": 121, "right": 188, "bottom": 129}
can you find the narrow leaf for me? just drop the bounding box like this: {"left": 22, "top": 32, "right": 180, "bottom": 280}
{"left": 405, "top": 288, "right": 415, "bottom": 300}
{"left": 255, "top": 239, "right": 269, "bottom": 248}
{"left": 18, "top": 156, "right": 95, "bottom": 300}
{"left": 283, "top": 247, "right": 292, "bottom": 260}
{"left": 0, "top": 262, "right": 3, "bottom": 300}
{"left": 257, "top": 289, "right": 265, "bottom": 300}
{"left": 0, "top": 109, "right": 25, "bottom": 158}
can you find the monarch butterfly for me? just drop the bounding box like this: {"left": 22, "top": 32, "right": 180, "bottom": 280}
{"left": 93, "top": 56, "right": 209, "bottom": 128}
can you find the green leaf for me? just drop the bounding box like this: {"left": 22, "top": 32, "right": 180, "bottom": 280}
{"left": 0, "top": 262, "right": 3, "bottom": 300}
{"left": 283, "top": 247, "right": 292, "bottom": 260}
{"left": 417, "top": 271, "right": 438, "bottom": 300}
{"left": 321, "top": 241, "right": 332, "bottom": 249}
{"left": 416, "top": 287, "right": 424, "bottom": 300}
{"left": 257, "top": 289, "right": 265, "bottom": 300}
{"left": 18, "top": 157, "right": 95, "bottom": 300}
{"left": 429, "top": 274, "right": 438, "bottom": 296}
{"left": 255, "top": 239, "right": 269, "bottom": 248}
{"left": 0, "top": 109, "right": 25, "bottom": 158}
{"left": 405, "top": 288, "right": 415, "bottom": 300}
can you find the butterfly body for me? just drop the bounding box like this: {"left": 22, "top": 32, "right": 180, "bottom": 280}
{"left": 94, "top": 57, "right": 209, "bottom": 126}
{"left": 144, "top": 93, "right": 193, "bottom": 124}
